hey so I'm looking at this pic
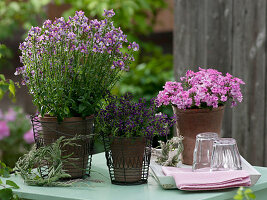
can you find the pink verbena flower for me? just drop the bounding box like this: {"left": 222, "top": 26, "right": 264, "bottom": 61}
{"left": 0, "top": 121, "right": 10, "bottom": 140}
{"left": 23, "top": 128, "right": 35, "bottom": 144}
{"left": 156, "top": 68, "right": 245, "bottom": 109}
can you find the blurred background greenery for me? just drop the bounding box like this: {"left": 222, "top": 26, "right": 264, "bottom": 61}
{"left": 0, "top": 0, "right": 174, "bottom": 163}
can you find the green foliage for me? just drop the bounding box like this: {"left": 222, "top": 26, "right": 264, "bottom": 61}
{"left": 0, "top": 44, "right": 13, "bottom": 68}
{"left": 15, "top": 136, "right": 83, "bottom": 187}
{"left": 5, "top": 181, "right": 19, "bottom": 190}
{"left": 0, "top": 0, "right": 50, "bottom": 69}
{"left": 0, "top": 107, "right": 32, "bottom": 168}
{"left": 0, "top": 161, "right": 20, "bottom": 200}
{"left": 0, "top": 161, "right": 12, "bottom": 178}
{"left": 234, "top": 187, "right": 256, "bottom": 200}
{"left": 0, "top": 0, "right": 49, "bottom": 40}
{"left": 0, "top": 188, "right": 13, "bottom": 200}
{"left": 0, "top": 74, "right": 18, "bottom": 102}
{"left": 116, "top": 50, "right": 174, "bottom": 100}
{"left": 58, "top": 0, "right": 167, "bottom": 35}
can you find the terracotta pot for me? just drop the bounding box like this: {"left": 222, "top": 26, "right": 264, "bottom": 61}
{"left": 38, "top": 115, "right": 94, "bottom": 178}
{"left": 172, "top": 106, "right": 225, "bottom": 165}
{"left": 110, "top": 137, "right": 146, "bottom": 183}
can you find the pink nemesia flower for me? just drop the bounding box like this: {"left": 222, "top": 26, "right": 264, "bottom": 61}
{"left": 23, "top": 128, "right": 35, "bottom": 144}
{"left": 4, "top": 108, "right": 16, "bottom": 122}
{"left": 0, "top": 121, "right": 10, "bottom": 140}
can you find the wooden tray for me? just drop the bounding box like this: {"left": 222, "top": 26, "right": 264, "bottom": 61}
{"left": 150, "top": 156, "right": 261, "bottom": 189}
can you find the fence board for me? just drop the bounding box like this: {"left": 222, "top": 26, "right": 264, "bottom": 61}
{"left": 205, "top": 0, "right": 233, "bottom": 138}
{"left": 174, "top": 0, "right": 267, "bottom": 165}
{"left": 173, "top": 0, "right": 206, "bottom": 79}
{"left": 232, "top": 0, "right": 266, "bottom": 166}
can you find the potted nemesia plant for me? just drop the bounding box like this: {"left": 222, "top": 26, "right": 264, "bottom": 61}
{"left": 96, "top": 93, "right": 175, "bottom": 184}
{"left": 16, "top": 9, "right": 139, "bottom": 178}
{"left": 156, "top": 68, "right": 245, "bottom": 165}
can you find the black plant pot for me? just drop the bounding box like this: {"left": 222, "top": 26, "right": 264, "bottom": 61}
{"left": 102, "top": 135, "right": 152, "bottom": 185}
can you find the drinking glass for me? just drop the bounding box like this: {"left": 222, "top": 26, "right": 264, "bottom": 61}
{"left": 210, "top": 138, "right": 242, "bottom": 171}
{"left": 192, "top": 132, "right": 219, "bottom": 171}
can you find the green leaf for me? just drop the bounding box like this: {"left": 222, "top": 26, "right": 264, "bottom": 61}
{"left": 8, "top": 80, "right": 15, "bottom": 97}
{"left": 6, "top": 180, "right": 19, "bottom": 189}
{"left": 13, "top": 194, "right": 20, "bottom": 200}
{"left": 0, "top": 74, "right": 5, "bottom": 81}
{"left": 0, "top": 188, "right": 13, "bottom": 200}
{"left": 248, "top": 193, "right": 256, "bottom": 199}
{"left": 0, "top": 167, "right": 10, "bottom": 178}
{"left": 64, "top": 106, "right": 70, "bottom": 115}
{"left": 0, "top": 89, "right": 4, "bottom": 100}
{"left": 0, "top": 161, "right": 7, "bottom": 168}
{"left": 40, "top": 106, "right": 45, "bottom": 116}
{"left": 233, "top": 194, "right": 243, "bottom": 200}
{"left": 0, "top": 84, "right": 9, "bottom": 92}
{"left": 244, "top": 188, "right": 252, "bottom": 194}
{"left": 0, "top": 178, "right": 2, "bottom": 184}
{"left": 78, "top": 104, "right": 86, "bottom": 113}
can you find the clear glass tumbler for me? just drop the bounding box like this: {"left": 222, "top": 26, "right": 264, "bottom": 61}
{"left": 210, "top": 138, "right": 242, "bottom": 171}
{"left": 192, "top": 132, "right": 219, "bottom": 171}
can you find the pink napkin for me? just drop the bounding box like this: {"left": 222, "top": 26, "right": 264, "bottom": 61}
{"left": 162, "top": 166, "right": 251, "bottom": 191}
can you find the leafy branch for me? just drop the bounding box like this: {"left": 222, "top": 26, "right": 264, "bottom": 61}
{"left": 155, "top": 136, "right": 184, "bottom": 167}
{"left": 0, "top": 74, "right": 18, "bottom": 102}
{"left": 0, "top": 161, "right": 20, "bottom": 200}
{"left": 234, "top": 187, "right": 256, "bottom": 200}
{"left": 15, "top": 136, "right": 82, "bottom": 187}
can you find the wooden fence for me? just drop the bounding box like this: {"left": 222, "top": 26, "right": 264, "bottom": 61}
{"left": 174, "top": 0, "right": 267, "bottom": 166}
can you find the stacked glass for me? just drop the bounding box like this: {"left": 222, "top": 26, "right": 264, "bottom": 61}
{"left": 193, "top": 133, "right": 242, "bottom": 172}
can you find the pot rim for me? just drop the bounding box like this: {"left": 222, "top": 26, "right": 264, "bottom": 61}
{"left": 37, "top": 114, "right": 94, "bottom": 122}
{"left": 108, "top": 136, "right": 147, "bottom": 140}
{"left": 172, "top": 105, "right": 225, "bottom": 113}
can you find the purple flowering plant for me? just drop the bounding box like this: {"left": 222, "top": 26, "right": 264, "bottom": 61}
{"left": 16, "top": 10, "right": 139, "bottom": 121}
{"left": 156, "top": 68, "right": 245, "bottom": 109}
{"left": 96, "top": 93, "right": 175, "bottom": 138}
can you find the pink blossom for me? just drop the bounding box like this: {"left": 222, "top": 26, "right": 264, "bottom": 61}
{"left": 23, "top": 129, "right": 35, "bottom": 144}
{"left": 4, "top": 108, "right": 16, "bottom": 122}
{"left": 221, "top": 95, "right": 227, "bottom": 102}
{"left": 0, "top": 121, "right": 10, "bottom": 140}
{"left": 156, "top": 68, "right": 245, "bottom": 109}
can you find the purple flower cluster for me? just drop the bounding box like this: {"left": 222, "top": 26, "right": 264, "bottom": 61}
{"left": 97, "top": 93, "right": 175, "bottom": 137}
{"left": 16, "top": 10, "right": 138, "bottom": 78}
{"left": 103, "top": 9, "right": 115, "bottom": 18}
{"left": 15, "top": 10, "right": 139, "bottom": 120}
{"left": 156, "top": 68, "right": 245, "bottom": 109}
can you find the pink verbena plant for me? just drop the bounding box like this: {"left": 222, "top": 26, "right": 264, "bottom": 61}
{"left": 0, "top": 107, "right": 33, "bottom": 167}
{"left": 16, "top": 10, "right": 139, "bottom": 121}
{"left": 156, "top": 68, "right": 245, "bottom": 109}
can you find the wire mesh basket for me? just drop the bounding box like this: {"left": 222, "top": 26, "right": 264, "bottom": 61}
{"left": 31, "top": 115, "right": 95, "bottom": 179}
{"left": 102, "top": 135, "right": 152, "bottom": 185}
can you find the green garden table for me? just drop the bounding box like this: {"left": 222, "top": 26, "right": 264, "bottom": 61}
{"left": 6, "top": 153, "right": 267, "bottom": 200}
